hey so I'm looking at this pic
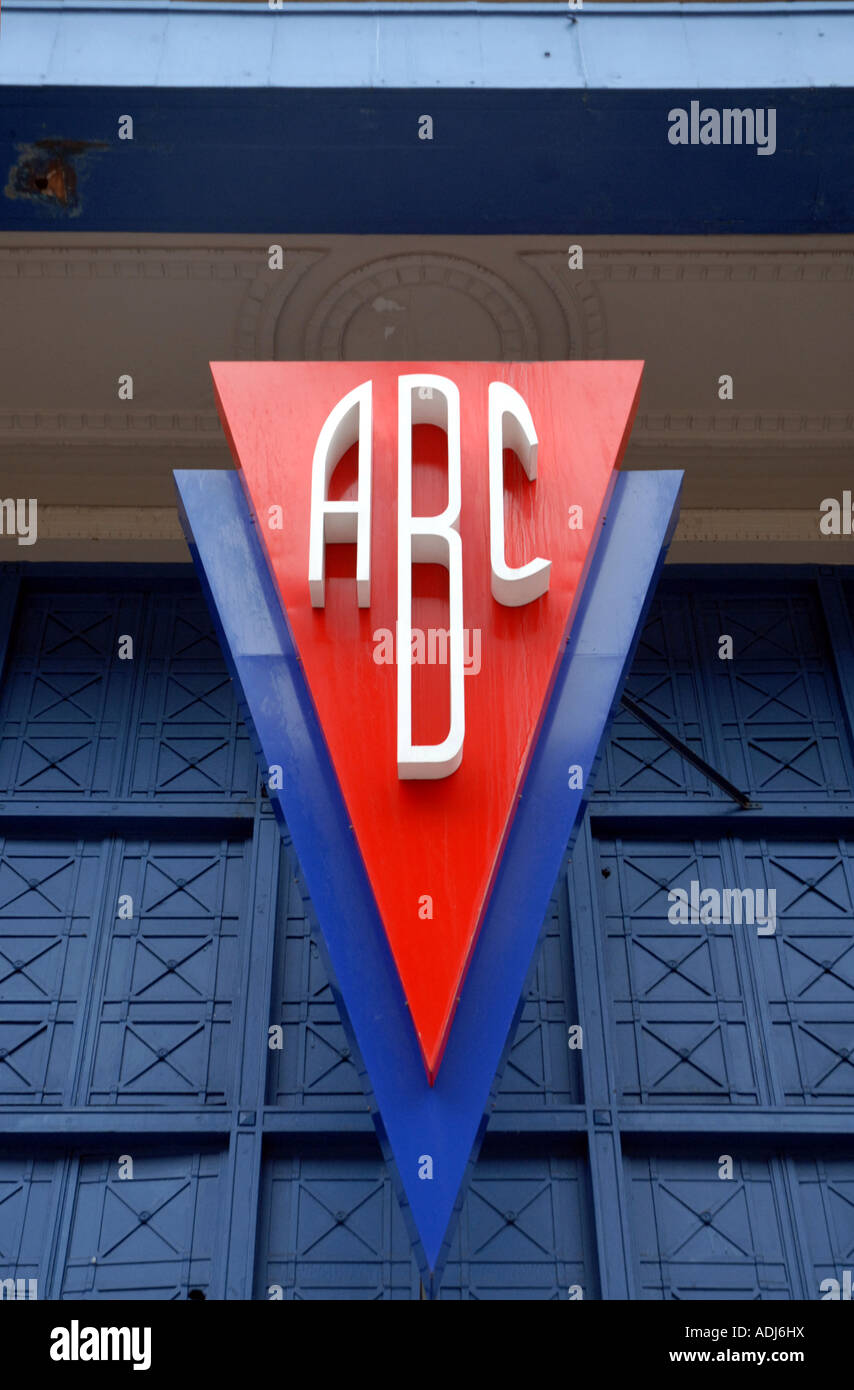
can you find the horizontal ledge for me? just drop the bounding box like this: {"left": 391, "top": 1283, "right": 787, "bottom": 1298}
{"left": 8, "top": 2, "right": 846, "bottom": 11}
{"left": 0, "top": 1110, "right": 585, "bottom": 1142}
{"left": 0, "top": 800, "right": 259, "bottom": 826}
{"left": 590, "top": 801, "right": 854, "bottom": 824}
{"left": 0, "top": 1110, "right": 233, "bottom": 1137}
{"left": 674, "top": 509, "right": 854, "bottom": 544}
{"left": 0, "top": 505, "right": 850, "bottom": 547}
{"left": 3, "top": 412, "right": 853, "bottom": 447}
{"left": 1, "top": 1106, "right": 849, "bottom": 1141}
{"left": 3, "top": 3, "right": 849, "bottom": 93}
{"left": 0, "top": 1110, "right": 378, "bottom": 1139}
{"left": 486, "top": 1109, "right": 587, "bottom": 1133}
{"left": 5, "top": 506, "right": 187, "bottom": 543}
{"left": 619, "top": 1108, "right": 854, "bottom": 1136}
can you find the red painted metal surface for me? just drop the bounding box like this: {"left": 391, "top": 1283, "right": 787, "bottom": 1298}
{"left": 211, "top": 361, "right": 642, "bottom": 1079}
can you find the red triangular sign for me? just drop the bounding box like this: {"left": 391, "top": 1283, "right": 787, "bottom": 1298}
{"left": 212, "top": 361, "right": 642, "bottom": 1080}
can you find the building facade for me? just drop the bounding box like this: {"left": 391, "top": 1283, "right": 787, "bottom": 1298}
{"left": 0, "top": 0, "right": 853, "bottom": 1299}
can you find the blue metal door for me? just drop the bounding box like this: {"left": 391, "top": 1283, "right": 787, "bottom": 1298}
{"left": 0, "top": 565, "right": 853, "bottom": 1299}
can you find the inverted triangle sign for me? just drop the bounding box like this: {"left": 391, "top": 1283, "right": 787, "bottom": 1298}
{"left": 210, "top": 360, "right": 643, "bottom": 1079}
{"left": 176, "top": 366, "right": 682, "bottom": 1281}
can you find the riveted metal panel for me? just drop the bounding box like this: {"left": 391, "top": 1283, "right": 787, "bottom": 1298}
{"left": 625, "top": 1147, "right": 806, "bottom": 1300}
{"left": 59, "top": 1147, "right": 226, "bottom": 1300}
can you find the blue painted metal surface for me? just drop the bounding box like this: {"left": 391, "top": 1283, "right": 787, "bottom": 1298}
{"left": 0, "top": 583, "right": 256, "bottom": 803}
{"left": 4, "top": 2, "right": 850, "bottom": 91}
{"left": 1, "top": 562, "right": 854, "bottom": 1296}
{"left": 2, "top": 2, "right": 853, "bottom": 233}
{"left": 175, "top": 466, "right": 681, "bottom": 1280}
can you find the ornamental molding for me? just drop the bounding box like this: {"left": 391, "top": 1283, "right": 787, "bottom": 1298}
{"left": 302, "top": 252, "right": 542, "bottom": 360}
{"left": 0, "top": 410, "right": 225, "bottom": 443}
{"left": 579, "top": 249, "right": 854, "bottom": 284}
{"left": 10, "top": 506, "right": 845, "bottom": 548}
{"left": 0, "top": 244, "right": 267, "bottom": 279}
{"left": 13, "top": 505, "right": 185, "bottom": 542}
{"left": 0, "top": 243, "right": 851, "bottom": 287}
{"left": 518, "top": 251, "right": 607, "bottom": 355}
{"left": 674, "top": 509, "right": 854, "bottom": 545}
{"left": 0, "top": 409, "right": 850, "bottom": 449}
{"left": 235, "top": 249, "right": 327, "bottom": 357}
{"left": 0, "top": 242, "right": 850, "bottom": 449}
{"left": 629, "top": 411, "right": 854, "bottom": 449}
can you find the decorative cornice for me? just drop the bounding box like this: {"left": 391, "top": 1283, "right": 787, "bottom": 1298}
{"left": 629, "top": 411, "right": 854, "bottom": 448}
{"left": 0, "top": 247, "right": 265, "bottom": 279}
{"left": 236, "top": 249, "right": 327, "bottom": 358}
{"left": 675, "top": 509, "right": 852, "bottom": 545}
{"left": 0, "top": 411, "right": 225, "bottom": 442}
{"left": 303, "top": 252, "right": 541, "bottom": 360}
{"left": 0, "top": 243, "right": 850, "bottom": 454}
{"left": 1, "top": 245, "right": 851, "bottom": 286}
{"left": 518, "top": 251, "right": 607, "bottom": 355}
{"left": 581, "top": 250, "right": 854, "bottom": 284}
{"left": 5, "top": 505, "right": 845, "bottom": 548}
{"left": 11, "top": 506, "right": 185, "bottom": 542}
{"left": 1, "top": 409, "right": 850, "bottom": 450}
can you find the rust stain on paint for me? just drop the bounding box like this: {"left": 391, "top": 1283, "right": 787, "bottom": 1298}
{"left": 5, "top": 139, "right": 108, "bottom": 214}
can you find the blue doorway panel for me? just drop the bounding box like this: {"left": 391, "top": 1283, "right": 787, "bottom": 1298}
{"left": 627, "top": 1149, "right": 805, "bottom": 1300}
{"left": 0, "top": 566, "right": 853, "bottom": 1297}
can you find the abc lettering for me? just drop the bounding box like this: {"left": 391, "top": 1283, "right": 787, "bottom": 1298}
{"left": 309, "top": 375, "right": 551, "bottom": 780}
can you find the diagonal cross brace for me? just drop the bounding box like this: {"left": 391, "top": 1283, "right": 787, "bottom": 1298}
{"left": 620, "top": 693, "right": 760, "bottom": 810}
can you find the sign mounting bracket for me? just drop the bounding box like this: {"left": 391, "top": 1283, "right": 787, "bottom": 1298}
{"left": 620, "top": 693, "right": 761, "bottom": 810}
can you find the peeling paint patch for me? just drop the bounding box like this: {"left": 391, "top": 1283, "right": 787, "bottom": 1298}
{"left": 372, "top": 295, "right": 406, "bottom": 314}
{"left": 4, "top": 139, "right": 107, "bottom": 216}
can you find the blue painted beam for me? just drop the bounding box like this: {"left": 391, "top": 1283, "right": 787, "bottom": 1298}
{"left": 5, "top": 1104, "right": 852, "bottom": 1139}
{"left": 568, "top": 821, "right": 637, "bottom": 1298}
{"left": 619, "top": 1109, "right": 854, "bottom": 1137}
{"left": 259, "top": 1108, "right": 590, "bottom": 1134}
{"left": 0, "top": 802, "right": 257, "bottom": 824}
{"left": 2, "top": 2, "right": 852, "bottom": 232}
{"left": 0, "top": 1110, "right": 232, "bottom": 1135}
{"left": 591, "top": 804, "right": 854, "bottom": 823}
{"left": 220, "top": 818, "right": 280, "bottom": 1300}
